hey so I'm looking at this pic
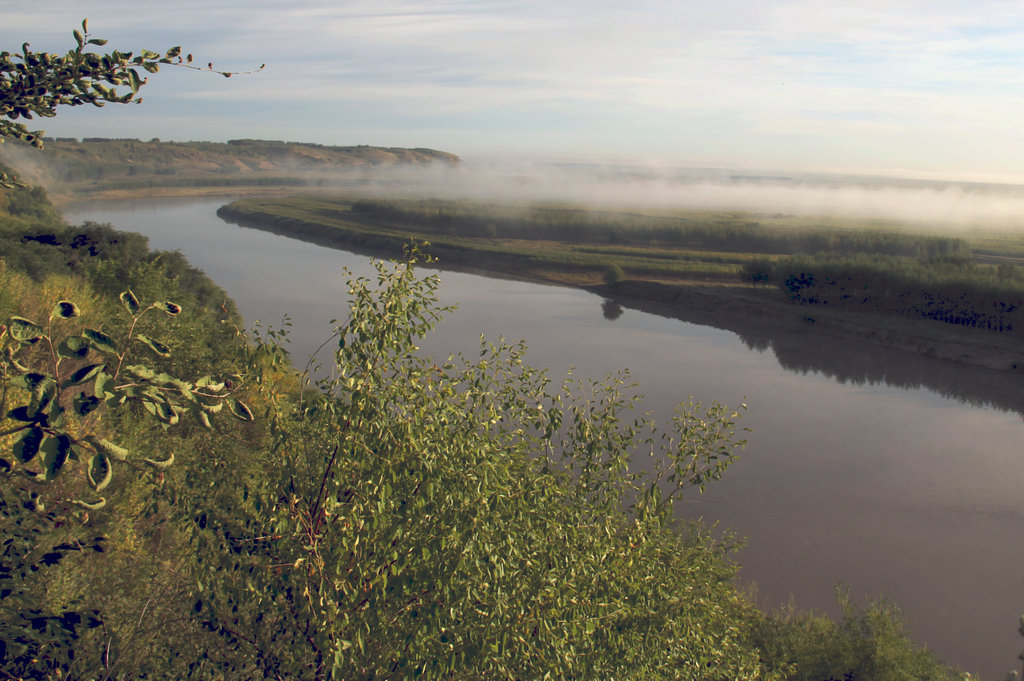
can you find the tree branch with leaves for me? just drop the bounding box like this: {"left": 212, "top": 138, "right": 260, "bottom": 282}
{"left": 0, "top": 18, "right": 264, "bottom": 187}
{"left": 0, "top": 290, "right": 253, "bottom": 511}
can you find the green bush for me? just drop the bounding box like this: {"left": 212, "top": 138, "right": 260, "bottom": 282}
{"left": 185, "top": 251, "right": 772, "bottom": 680}
{"left": 752, "top": 588, "right": 962, "bottom": 681}
{"left": 604, "top": 262, "right": 625, "bottom": 285}
{"left": 743, "top": 256, "right": 775, "bottom": 284}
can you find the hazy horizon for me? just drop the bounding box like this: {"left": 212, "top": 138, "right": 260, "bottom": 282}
{"left": 6, "top": 1, "right": 1024, "bottom": 185}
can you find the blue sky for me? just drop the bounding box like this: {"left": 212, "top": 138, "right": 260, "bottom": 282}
{"left": 7, "top": 0, "right": 1024, "bottom": 181}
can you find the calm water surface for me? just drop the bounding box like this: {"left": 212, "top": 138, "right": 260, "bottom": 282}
{"left": 68, "top": 198, "right": 1024, "bottom": 679}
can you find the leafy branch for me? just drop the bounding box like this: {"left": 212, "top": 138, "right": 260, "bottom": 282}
{"left": 0, "top": 289, "right": 253, "bottom": 510}
{"left": 0, "top": 19, "right": 264, "bottom": 187}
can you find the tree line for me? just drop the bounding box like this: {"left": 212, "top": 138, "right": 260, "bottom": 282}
{"left": 350, "top": 199, "right": 969, "bottom": 258}
{"left": 745, "top": 252, "right": 1024, "bottom": 333}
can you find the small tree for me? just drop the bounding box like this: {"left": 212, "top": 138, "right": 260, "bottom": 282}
{"left": 0, "top": 24, "right": 261, "bottom": 676}
{"left": 603, "top": 262, "right": 625, "bottom": 285}
{"left": 188, "top": 250, "right": 763, "bottom": 680}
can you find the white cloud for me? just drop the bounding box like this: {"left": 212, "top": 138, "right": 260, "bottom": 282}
{"left": 7, "top": 0, "right": 1024, "bottom": 177}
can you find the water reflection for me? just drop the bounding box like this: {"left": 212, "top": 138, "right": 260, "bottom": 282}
{"left": 601, "top": 299, "right": 624, "bottom": 321}
{"left": 221, "top": 208, "right": 1024, "bottom": 419}
{"left": 601, "top": 290, "right": 1024, "bottom": 418}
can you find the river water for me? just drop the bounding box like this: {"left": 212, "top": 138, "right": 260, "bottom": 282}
{"left": 67, "top": 198, "right": 1024, "bottom": 678}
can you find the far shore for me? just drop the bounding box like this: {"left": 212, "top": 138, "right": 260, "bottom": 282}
{"left": 61, "top": 187, "right": 1024, "bottom": 375}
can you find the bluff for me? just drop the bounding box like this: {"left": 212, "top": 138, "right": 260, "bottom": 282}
{"left": 0, "top": 138, "right": 460, "bottom": 197}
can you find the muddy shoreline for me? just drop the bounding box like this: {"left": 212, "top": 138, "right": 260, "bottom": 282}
{"left": 592, "top": 279, "right": 1024, "bottom": 374}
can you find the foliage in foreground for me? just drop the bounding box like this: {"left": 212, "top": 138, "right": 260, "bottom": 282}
{"left": 0, "top": 185, "right": 969, "bottom": 679}
{"left": 0, "top": 20, "right": 190, "bottom": 187}
{"left": 754, "top": 587, "right": 963, "bottom": 681}
{"left": 0, "top": 239, "right": 967, "bottom": 680}
{"left": 185, "top": 250, "right": 771, "bottom": 680}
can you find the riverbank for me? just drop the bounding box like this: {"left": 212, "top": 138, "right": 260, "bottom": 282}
{"left": 593, "top": 279, "right": 1024, "bottom": 373}
{"left": 213, "top": 197, "right": 1024, "bottom": 374}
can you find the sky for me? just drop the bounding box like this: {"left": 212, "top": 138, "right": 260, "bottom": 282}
{"left": 6, "top": 0, "right": 1024, "bottom": 182}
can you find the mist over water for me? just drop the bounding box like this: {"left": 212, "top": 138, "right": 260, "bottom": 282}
{"left": 303, "top": 158, "right": 1024, "bottom": 230}
{"left": 9, "top": 137, "right": 1024, "bottom": 229}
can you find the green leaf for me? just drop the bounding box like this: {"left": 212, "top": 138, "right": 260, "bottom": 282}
{"left": 84, "top": 328, "right": 118, "bottom": 354}
{"left": 135, "top": 334, "right": 171, "bottom": 358}
{"left": 50, "top": 406, "right": 66, "bottom": 430}
{"left": 88, "top": 437, "right": 130, "bottom": 461}
{"left": 119, "top": 290, "right": 140, "bottom": 314}
{"left": 11, "top": 372, "right": 47, "bottom": 391}
{"left": 143, "top": 452, "right": 174, "bottom": 469}
{"left": 94, "top": 371, "right": 113, "bottom": 398}
{"left": 29, "top": 376, "right": 57, "bottom": 416}
{"left": 195, "top": 409, "right": 213, "bottom": 429}
{"left": 72, "top": 497, "right": 106, "bottom": 511}
{"left": 196, "top": 375, "right": 226, "bottom": 392}
{"left": 51, "top": 301, "right": 79, "bottom": 319}
{"left": 40, "top": 434, "right": 71, "bottom": 481}
{"left": 226, "top": 398, "right": 254, "bottom": 421}
{"left": 14, "top": 428, "right": 44, "bottom": 463}
{"left": 143, "top": 399, "right": 179, "bottom": 424}
{"left": 57, "top": 335, "right": 90, "bottom": 359}
{"left": 73, "top": 391, "right": 102, "bottom": 417}
{"left": 63, "top": 363, "right": 104, "bottom": 388}
{"left": 126, "top": 365, "right": 156, "bottom": 380}
{"left": 7, "top": 406, "right": 37, "bottom": 422}
{"left": 140, "top": 386, "right": 166, "bottom": 401}
{"left": 8, "top": 316, "right": 43, "bottom": 342}
{"left": 88, "top": 453, "right": 112, "bottom": 491}
{"left": 154, "top": 301, "right": 181, "bottom": 315}
{"left": 4, "top": 347, "right": 29, "bottom": 373}
{"left": 152, "top": 373, "right": 190, "bottom": 391}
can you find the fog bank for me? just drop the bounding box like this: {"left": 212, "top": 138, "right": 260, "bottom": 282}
{"left": 353, "top": 160, "right": 1024, "bottom": 231}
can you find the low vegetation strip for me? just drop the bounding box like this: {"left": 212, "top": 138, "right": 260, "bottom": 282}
{"left": 345, "top": 197, "right": 970, "bottom": 257}
{"left": 762, "top": 253, "right": 1024, "bottom": 333}
{"left": 218, "top": 195, "right": 1024, "bottom": 343}
{"left": 216, "top": 196, "right": 746, "bottom": 283}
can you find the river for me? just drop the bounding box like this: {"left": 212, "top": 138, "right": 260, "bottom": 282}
{"left": 67, "top": 197, "right": 1024, "bottom": 679}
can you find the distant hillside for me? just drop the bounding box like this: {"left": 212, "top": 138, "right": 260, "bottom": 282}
{"left": 0, "top": 138, "right": 461, "bottom": 198}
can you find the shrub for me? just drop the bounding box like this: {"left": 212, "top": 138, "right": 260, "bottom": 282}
{"left": 604, "top": 262, "right": 625, "bottom": 285}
